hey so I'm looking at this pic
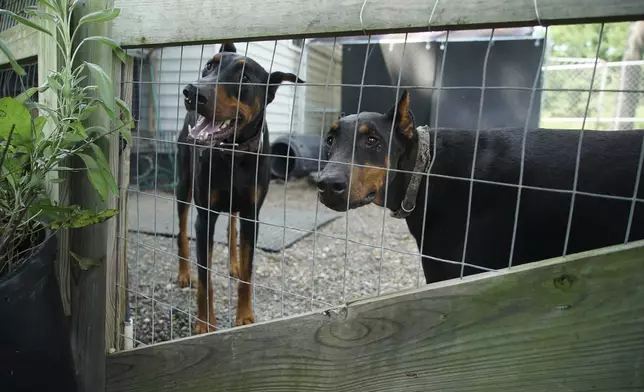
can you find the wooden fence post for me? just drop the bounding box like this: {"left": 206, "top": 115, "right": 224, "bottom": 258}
{"left": 37, "top": 0, "right": 73, "bottom": 316}
{"left": 106, "top": 55, "right": 133, "bottom": 353}
{"left": 65, "top": 0, "right": 120, "bottom": 389}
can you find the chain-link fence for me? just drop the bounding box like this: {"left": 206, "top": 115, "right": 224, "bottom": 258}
{"left": 541, "top": 58, "right": 644, "bottom": 130}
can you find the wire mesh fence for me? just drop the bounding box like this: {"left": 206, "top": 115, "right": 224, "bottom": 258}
{"left": 541, "top": 58, "right": 644, "bottom": 129}
{"left": 2, "top": 13, "right": 639, "bottom": 349}
{"left": 115, "top": 21, "right": 644, "bottom": 349}
{"left": 2, "top": 23, "right": 641, "bottom": 351}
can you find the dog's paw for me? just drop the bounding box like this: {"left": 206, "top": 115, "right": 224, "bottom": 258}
{"left": 229, "top": 260, "right": 242, "bottom": 280}
{"left": 176, "top": 272, "right": 195, "bottom": 288}
{"left": 235, "top": 308, "right": 255, "bottom": 326}
{"left": 194, "top": 319, "right": 215, "bottom": 334}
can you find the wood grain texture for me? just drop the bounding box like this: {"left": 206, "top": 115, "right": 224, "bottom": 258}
{"left": 68, "top": 0, "right": 118, "bottom": 390}
{"left": 111, "top": 0, "right": 644, "bottom": 47}
{"left": 107, "top": 240, "right": 644, "bottom": 392}
{"left": 104, "top": 55, "right": 120, "bottom": 351}
{"left": 37, "top": 8, "right": 71, "bottom": 314}
{"left": 106, "top": 55, "right": 130, "bottom": 352}
{"left": 108, "top": 56, "right": 134, "bottom": 352}
{"left": 0, "top": 24, "right": 38, "bottom": 65}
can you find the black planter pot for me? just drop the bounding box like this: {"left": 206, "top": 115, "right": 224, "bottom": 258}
{"left": 0, "top": 231, "right": 77, "bottom": 391}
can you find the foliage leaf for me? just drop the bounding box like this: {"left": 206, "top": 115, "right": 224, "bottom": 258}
{"left": 78, "top": 8, "right": 120, "bottom": 26}
{"left": 116, "top": 97, "right": 133, "bottom": 143}
{"left": 55, "top": 166, "right": 83, "bottom": 172}
{"left": 69, "top": 121, "right": 88, "bottom": 138}
{"left": 43, "top": 145, "right": 53, "bottom": 159}
{"left": 79, "top": 102, "right": 98, "bottom": 120}
{"left": 86, "top": 125, "right": 108, "bottom": 136}
{"left": 15, "top": 87, "right": 39, "bottom": 104}
{"left": 45, "top": 206, "right": 118, "bottom": 230}
{"left": 1, "top": 152, "right": 20, "bottom": 189}
{"left": 24, "top": 7, "right": 58, "bottom": 23}
{"left": 0, "top": 39, "right": 26, "bottom": 77}
{"left": 68, "top": 0, "right": 81, "bottom": 12}
{"left": 0, "top": 97, "right": 32, "bottom": 148}
{"left": 38, "top": 0, "right": 58, "bottom": 12}
{"left": 84, "top": 62, "right": 116, "bottom": 120}
{"left": 32, "top": 116, "right": 47, "bottom": 143}
{"left": 1, "top": 0, "right": 126, "bottom": 275}
{"left": 0, "top": 10, "right": 52, "bottom": 37}
{"left": 62, "top": 133, "right": 84, "bottom": 145}
{"left": 77, "top": 152, "right": 109, "bottom": 201}
{"left": 70, "top": 252, "right": 103, "bottom": 270}
{"left": 81, "top": 36, "right": 127, "bottom": 63}
{"left": 89, "top": 143, "right": 118, "bottom": 196}
{"left": 47, "top": 74, "right": 63, "bottom": 92}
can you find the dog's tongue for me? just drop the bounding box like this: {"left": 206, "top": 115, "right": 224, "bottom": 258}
{"left": 188, "top": 116, "right": 233, "bottom": 142}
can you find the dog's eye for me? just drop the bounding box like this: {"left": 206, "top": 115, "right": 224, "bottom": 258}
{"left": 325, "top": 135, "right": 334, "bottom": 147}
{"left": 241, "top": 74, "right": 250, "bottom": 83}
{"left": 205, "top": 62, "right": 213, "bottom": 71}
{"left": 365, "top": 136, "right": 378, "bottom": 147}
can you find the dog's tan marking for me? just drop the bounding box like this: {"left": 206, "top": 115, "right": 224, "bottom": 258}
{"left": 349, "top": 158, "right": 389, "bottom": 206}
{"left": 228, "top": 213, "right": 240, "bottom": 279}
{"left": 235, "top": 241, "right": 255, "bottom": 326}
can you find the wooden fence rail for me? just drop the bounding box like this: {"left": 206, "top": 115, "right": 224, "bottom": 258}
{"left": 111, "top": 0, "right": 644, "bottom": 47}
{"left": 106, "top": 240, "right": 644, "bottom": 392}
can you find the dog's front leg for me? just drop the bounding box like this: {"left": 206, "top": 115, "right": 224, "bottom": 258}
{"left": 194, "top": 206, "right": 218, "bottom": 334}
{"left": 236, "top": 205, "right": 259, "bottom": 326}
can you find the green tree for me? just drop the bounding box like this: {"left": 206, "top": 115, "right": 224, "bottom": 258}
{"left": 549, "top": 22, "right": 632, "bottom": 61}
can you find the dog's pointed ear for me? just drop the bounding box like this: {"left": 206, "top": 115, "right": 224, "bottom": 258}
{"left": 219, "top": 43, "right": 237, "bottom": 53}
{"left": 386, "top": 89, "right": 414, "bottom": 139}
{"left": 266, "top": 71, "right": 305, "bottom": 104}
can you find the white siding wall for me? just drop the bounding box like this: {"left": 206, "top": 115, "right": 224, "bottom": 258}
{"left": 135, "top": 41, "right": 326, "bottom": 154}
{"left": 302, "top": 43, "right": 343, "bottom": 140}
{"left": 132, "top": 40, "right": 342, "bottom": 154}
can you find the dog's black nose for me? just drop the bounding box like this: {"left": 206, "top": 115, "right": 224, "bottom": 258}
{"left": 317, "top": 176, "right": 347, "bottom": 195}
{"left": 183, "top": 84, "right": 207, "bottom": 104}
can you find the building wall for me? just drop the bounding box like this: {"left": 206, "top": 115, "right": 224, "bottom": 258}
{"left": 302, "top": 42, "right": 343, "bottom": 140}
{"left": 132, "top": 40, "right": 342, "bottom": 154}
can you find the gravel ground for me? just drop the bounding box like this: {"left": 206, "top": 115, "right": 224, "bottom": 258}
{"left": 126, "top": 176, "right": 420, "bottom": 347}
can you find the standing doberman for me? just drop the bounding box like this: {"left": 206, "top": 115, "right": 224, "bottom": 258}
{"left": 317, "top": 89, "right": 644, "bottom": 284}
{"left": 176, "top": 43, "right": 303, "bottom": 333}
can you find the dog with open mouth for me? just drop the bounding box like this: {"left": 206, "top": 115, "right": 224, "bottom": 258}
{"left": 175, "top": 43, "right": 303, "bottom": 334}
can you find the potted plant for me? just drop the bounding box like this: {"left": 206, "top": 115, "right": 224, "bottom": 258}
{"left": 0, "top": 1, "right": 132, "bottom": 390}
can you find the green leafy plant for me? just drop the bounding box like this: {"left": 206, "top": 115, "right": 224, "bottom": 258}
{"left": 0, "top": 0, "right": 133, "bottom": 277}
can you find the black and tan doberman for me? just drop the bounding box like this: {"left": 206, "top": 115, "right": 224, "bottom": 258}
{"left": 317, "top": 89, "right": 644, "bottom": 284}
{"left": 176, "top": 43, "right": 303, "bottom": 333}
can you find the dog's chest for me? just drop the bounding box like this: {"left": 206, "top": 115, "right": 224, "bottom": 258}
{"left": 194, "top": 152, "right": 266, "bottom": 210}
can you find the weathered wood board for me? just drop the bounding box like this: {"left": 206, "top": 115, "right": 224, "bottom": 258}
{"left": 112, "top": 0, "right": 644, "bottom": 47}
{"left": 107, "top": 240, "right": 644, "bottom": 392}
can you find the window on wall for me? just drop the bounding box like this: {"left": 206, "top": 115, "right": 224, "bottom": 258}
{"left": 0, "top": 62, "right": 38, "bottom": 99}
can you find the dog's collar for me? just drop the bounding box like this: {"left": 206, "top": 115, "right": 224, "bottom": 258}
{"left": 390, "top": 125, "right": 432, "bottom": 219}
{"left": 218, "top": 122, "right": 264, "bottom": 155}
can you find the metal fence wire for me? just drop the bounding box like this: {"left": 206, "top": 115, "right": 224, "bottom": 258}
{"left": 541, "top": 59, "right": 644, "bottom": 129}
{"left": 0, "top": 61, "right": 37, "bottom": 98}
{"left": 117, "top": 23, "right": 643, "bottom": 348}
